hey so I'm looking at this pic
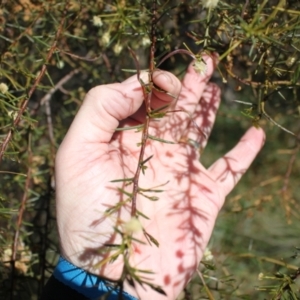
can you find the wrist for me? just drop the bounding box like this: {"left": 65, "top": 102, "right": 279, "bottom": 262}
{"left": 53, "top": 256, "right": 138, "bottom": 300}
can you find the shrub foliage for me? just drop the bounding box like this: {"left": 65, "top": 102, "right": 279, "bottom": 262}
{"left": 1, "top": 0, "right": 300, "bottom": 299}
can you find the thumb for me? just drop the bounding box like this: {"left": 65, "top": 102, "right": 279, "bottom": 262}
{"left": 58, "top": 70, "right": 181, "bottom": 154}
{"left": 62, "top": 79, "right": 144, "bottom": 148}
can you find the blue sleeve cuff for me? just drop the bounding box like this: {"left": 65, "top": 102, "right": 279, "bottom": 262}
{"left": 53, "top": 256, "right": 138, "bottom": 300}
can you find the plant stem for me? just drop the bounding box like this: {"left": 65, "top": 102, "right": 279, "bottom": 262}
{"left": 0, "top": 8, "right": 67, "bottom": 164}
{"left": 131, "top": 0, "right": 157, "bottom": 217}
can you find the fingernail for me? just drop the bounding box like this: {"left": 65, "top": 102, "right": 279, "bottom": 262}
{"left": 154, "top": 71, "right": 173, "bottom": 84}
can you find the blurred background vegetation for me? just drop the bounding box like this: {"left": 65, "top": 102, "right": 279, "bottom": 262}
{"left": 0, "top": 0, "right": 300, "bottom": 299}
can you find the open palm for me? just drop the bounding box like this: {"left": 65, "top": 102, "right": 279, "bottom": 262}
{"left": 55, "top": 56, "right": 265, "bottom": 299}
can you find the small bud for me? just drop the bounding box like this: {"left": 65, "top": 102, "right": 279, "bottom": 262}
{"left": 203, "top": 248, "right": 214, "bottom": 261}
{"left": 101, "top": 32, "right": 111, "bottom": 46}
{"left": 142, "top": 37, "right": 151, "bottom": 47}
{"left": 202, "top": 0, "right": 219, "bottom": 9}
{"left": 124, "top": 217, "right": 142, "bottom": 234}
{"left": 258, "top": 272, "right": 264, "bottom": 280}
{"left": 193, "top": 59, "right": 207, "bottom": 76}
{"left": 93, "top": 16, "right": 103, "bottom": 27}
{"left": 8, "top": 110, "right": 18, "bottom": 120}
{"left": 113, "top": 43, "right": 123, "bottom": 55}
{"left": 0, "top": 82, "right": 8, "bottom": 94}
{"left": 57, "top": 60, "right": 65, "bottom": 69}
{"left": 286, "top": 55, "right": 297, "bottom": 67}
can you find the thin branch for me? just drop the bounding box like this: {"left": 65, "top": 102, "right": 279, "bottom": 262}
{"left": 282, "top": 141, "right": 300, "bottom": 194}
{"left": 260, "top": 102, "right": 296, "bottom": 137}
{"left": 225, "top": 65, "right": 300, "bottom": 88}
{"left": 39, "top": 69, "right": 80, "bottom": 107}
{"left": 241, "top": 0, "right": 250, "bottom": 19}
{"left": 39, "top": 70, "right": 79, "bottom": 141}
{"left": 131, "top": 0, "right": 157, "bottom": 217}
{"left": 10, "top": 132, "right": 32, "bottom": 300}
{"left": 0, "top": 11, "right": 67, "bottom": 164}
{"left": 196, "top": 269, "right": 215, "bottom": 300}
{"left": 58, "top": 49, "right": 103, "bottom": 62}
{"left": 281, "top": 133, "right": 300, "bottom": 222}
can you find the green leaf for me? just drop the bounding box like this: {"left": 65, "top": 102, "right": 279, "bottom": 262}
{"left": 150, "top": 104, "right": 170, "bottom": 113}
{"left": 139, "top": 192, "right": 159, "bottom": 201}
{"left": 115, "top": 124, "right": 144, "bottom": 131}
{"left": 117, "top": 188, "right": 133, "bottom": 197}
{"left": 149, "top": 111, "right": 166, "bottom": 118}
{"left": 292, "top": 64, "right": 300, "bottom": 84}
{"left": 110, "top": 177, "right": 134, "bottom": 183}
{"left": 148, "top": 284, "right": 167, "bottom": 296}
{"left": 144, "top": 230, "right": 159, "bottom": 247}
{"left": 136, "top": 210, "right": 150, "bottom": 220}
{"left": 140, "top": 155, "right": 153, "bottom": 167}
{"left": 148, "top": 135, "right": 175, "bottom": 144}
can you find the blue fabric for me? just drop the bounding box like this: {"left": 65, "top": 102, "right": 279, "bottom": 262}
{"left": 53, "top": 256, "right": 138, "bottom": 300}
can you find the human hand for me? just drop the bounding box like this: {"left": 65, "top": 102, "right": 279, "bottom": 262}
{"left": 55, "top": 55, "right": 265, "bottom": 299}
